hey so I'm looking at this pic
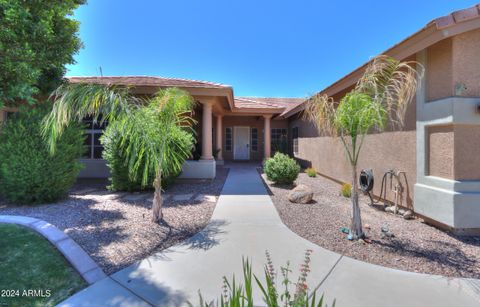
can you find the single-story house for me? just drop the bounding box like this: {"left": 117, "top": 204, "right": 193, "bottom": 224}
{"left": 64, "top": 76, "right": 304, "bottom": 179}
{"left": 1, "top": 4, "right": 479, "bottom": 233}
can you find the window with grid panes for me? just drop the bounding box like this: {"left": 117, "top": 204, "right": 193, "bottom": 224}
{"left": 251, "top": 128, "right": 258, "bottom": 151}
{"left": 82, "top": 115, "right": 108, "bottom": 159}
{"left": 271, "top": 128, "right": 288, "bottom": 154}
{"left": 225, "top": 127, "right": 232, "bottom": 151}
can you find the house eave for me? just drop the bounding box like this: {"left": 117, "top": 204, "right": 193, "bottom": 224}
{"left": 282, "top": 13, "right": 480, "bottom": 119}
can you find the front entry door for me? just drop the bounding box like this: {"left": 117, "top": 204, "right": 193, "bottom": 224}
{"left": 234, "top": 127, "right": 250, "bottom": 160}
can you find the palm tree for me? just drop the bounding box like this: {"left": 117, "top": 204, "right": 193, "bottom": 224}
{"left": 42, "top": 83, "right": 195, "bottom": 222}
{"left": 304, "top": 55, "right": 423, "bottom": 239}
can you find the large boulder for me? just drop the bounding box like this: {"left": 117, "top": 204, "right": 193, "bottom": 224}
{"left": 288, "top": 184, "right": 313, "bottom": 204}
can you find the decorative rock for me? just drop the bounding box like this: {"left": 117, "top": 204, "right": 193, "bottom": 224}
{"left": 173, "top": 194, "right": 193, "bottom": 201}
{"left": 72, "top": 188, "right": 99, "bottom": 195}
{"left": 287, "top": 184, "right": 313, "bottom": 204}
{"left": 381, "top": 231, "right": 395, "bottom": 239}
{"left": 385, "top": 206, "right": 395, "bottom": 213}
{"left": 123, "top": 193, "right": 150, "bottom": 202}
{"left": 403, "top": 210, "right": 414, "bottom": 220}
{"left": 364, "top": 224, "right": 371, "bottom": 230}
{"left": 398, "top": 208, "right": 406, "bottom": 215}
{"left": 194, "top": 194, "right": 216, "bottom": 203}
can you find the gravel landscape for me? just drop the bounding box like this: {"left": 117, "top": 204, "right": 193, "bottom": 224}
{"left": 261, "top": 170, "right": 480, "bottom": 279}
{"left": 0, "top": 168, "right": 228, "bottom": 274}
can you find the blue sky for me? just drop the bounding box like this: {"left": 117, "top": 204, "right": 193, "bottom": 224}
{"left": 67, "top": 0, "right": 477, "bottom": 98}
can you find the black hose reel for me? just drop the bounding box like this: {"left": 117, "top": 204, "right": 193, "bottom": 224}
{"left": 359, "top": 169, "right": 375, "bottom": 205}
{"left": 360, "top": 169, "right": 395, "bottom": 207}
{"left": 359, "top": 169, "right": 374, "bottom": 193}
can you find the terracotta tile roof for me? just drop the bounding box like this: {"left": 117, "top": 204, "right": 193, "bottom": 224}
{"left": 67, "top": 76, "right": 231, "bottom": 89}
{"left": 430, "top": 4, "right": 480, "bottom": 29}
{"left": 234, "top": 97, "right": 304, "bottom": 111}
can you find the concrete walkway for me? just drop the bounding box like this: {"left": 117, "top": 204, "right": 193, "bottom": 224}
{"left": 60, "top": 166, "right": 480, "bottom": 307}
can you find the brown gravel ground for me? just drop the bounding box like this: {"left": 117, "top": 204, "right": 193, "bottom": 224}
{"left": 0, "top": 168, "right": 228, "bottom": 275}
{"left": 261, "top": 171, "right": 480, "bottom": 279}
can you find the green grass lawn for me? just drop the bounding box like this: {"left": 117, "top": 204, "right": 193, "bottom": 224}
{"left": 0, "top": 224, "right": 86, "bottom": 307}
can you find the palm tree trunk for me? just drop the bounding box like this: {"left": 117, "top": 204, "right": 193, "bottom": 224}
{"left": 350, "top": 164, "right": 364, "bottom": 239}
{"left": 152, "top": 171, "right": 163, "bottom": 223}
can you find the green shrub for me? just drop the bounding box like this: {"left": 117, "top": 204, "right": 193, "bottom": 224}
{"left": 0, "top": 104, "right": 84, "bottom": 204}
{"left": 341, "top": 183, "right": 352, "bottom": 198}
{"left": 306, "top": 167, "right": 317, "bottom": 177}
{"left": 264, "top": 152, "right": 300, "bottom": 184}
{"left": 101, "top": 120, "right": 192, "bottom": 191}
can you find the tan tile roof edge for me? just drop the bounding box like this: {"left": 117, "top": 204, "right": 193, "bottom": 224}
{"left": 67, "top": 76, "right": 231, "bottom": 89}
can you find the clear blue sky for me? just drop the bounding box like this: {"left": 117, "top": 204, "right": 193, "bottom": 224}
{"left": 67, "top": 0, "right": 478, "bottom": 98}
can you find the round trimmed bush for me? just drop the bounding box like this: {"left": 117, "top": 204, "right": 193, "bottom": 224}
{"left": 0, "top": 104, "right": 85, "bottom": 204}
{"left": 264, "top": 152, "right": 300, "bottom": 184}
{"left": 305, "top": 167, "right": 317, "bottom": 177}
{"left": 341, "top": 183, "right": 352, "bottom": 198}
{"left": 101, "top": 120, "right": 192, "bottom": 191}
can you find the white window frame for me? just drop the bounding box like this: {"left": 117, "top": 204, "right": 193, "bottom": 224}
{"left": 292, "top": 127, "right": 299, "bottom": 156}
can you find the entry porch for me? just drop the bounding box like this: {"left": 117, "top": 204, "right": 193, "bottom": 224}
{"left": 180, "top": 100, "right": 290, "bottom": 179}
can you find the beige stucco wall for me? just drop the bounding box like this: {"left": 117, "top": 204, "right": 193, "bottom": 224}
{"left": 425, "top": 29, "right": 480, "bottom": 101}
{"left": 454, "top": 125, "right": 480, "bottom": 180}
{"left": 288, "top": 54, "right": 418, "bottom": 208}
{"left": 426, "top": 38, "right": 453, "bottom": 101}
{"left": 452, "top": 29, "right": 480, "bottom": 97}
{"left": 426, "top": 124, "right": 480, "bottom": 181}
{"left": 428, "top": 125, "right": 454, "bottom": 179}
{"left": 290, "top": 117, "right": 416, "bottom": 208}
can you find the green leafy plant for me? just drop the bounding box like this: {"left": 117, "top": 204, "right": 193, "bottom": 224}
{"left": 340, "top": 183, "right": 351, "bottom": 198}
{"left": 191, "top": 250, "right": 335, "bottom": 307}
{"left": 0, "top": 104, "right": 84, "bottom": 204}
{"left": 306, "top": 167, "right": 317, "bottom": 177}
{"left": 101, "top": 120, "right": 189, "bottom": 191}
{"left": 42, "top": 84, "right": 195, "bottom": 222}
{"left": 0, "top": 0, "right": 85, "bottom": 108}
{"left": 264, "top": 152, "right": 300, "bottom": 185}
{"left": 304, "top": 55, "right": 423, "bottom": 240}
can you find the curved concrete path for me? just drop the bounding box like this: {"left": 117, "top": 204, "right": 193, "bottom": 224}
{"left": 61, "top": 166, "right": 480, "bottom": 307}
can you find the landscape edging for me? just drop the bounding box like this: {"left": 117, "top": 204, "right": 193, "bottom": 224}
{"left": 0, "top": 215, "right": 107, "bottom": 285}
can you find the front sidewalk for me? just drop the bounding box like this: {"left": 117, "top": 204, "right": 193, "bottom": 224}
{"left": 60, "top": 166, "right": 480, "bottom": 307}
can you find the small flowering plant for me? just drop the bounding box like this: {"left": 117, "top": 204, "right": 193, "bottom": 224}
{"left": 190, "top": 250, "right": 335, "bottom": 307}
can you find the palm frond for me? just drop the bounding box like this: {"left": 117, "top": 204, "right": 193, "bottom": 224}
{"left": 356, "top": 55, "right": 424, "bottom": 129}
{"left": 303, "top": 93, "right": 337, "bottom": 137}
{"left": 113, "top": 87, "right": 196, "bottom": 188}
{"left": 42, "top": 83, "right": 139, "bottom": 153}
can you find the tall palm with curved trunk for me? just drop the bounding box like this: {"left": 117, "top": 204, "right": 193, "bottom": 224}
{"left": 42, "top": 84, "right": 195, "bottom": 222}
{"left": 304, "top": 55, "right": 423, "bottom": 239}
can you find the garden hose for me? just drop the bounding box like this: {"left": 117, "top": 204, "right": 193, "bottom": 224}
{"left": 359, "top": 169, "right": 393, "bottom": 206}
